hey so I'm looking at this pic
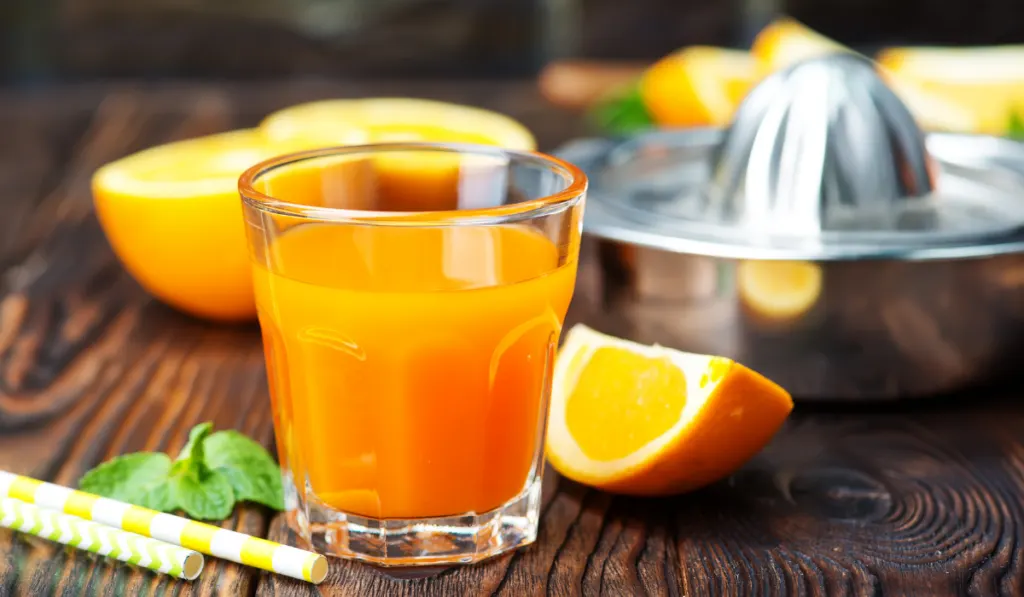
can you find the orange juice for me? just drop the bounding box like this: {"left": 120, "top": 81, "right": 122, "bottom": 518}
{"left": 241, "top": 142, "right": 585, "bottom": 565}
{"left": 252, "top": 220, "right": 576, "bottom": 519}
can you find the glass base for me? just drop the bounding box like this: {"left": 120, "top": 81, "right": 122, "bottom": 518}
{"left": 285, "top": 476, "right": 543, "bottom": 566}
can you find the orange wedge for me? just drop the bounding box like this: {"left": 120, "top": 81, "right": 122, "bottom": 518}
{"left": 752, "top": 18, "right": 981, "bottom": 133}
{"left": 639, "top": 46, "right": 758, "bottom": 128}
{"left": 546, "top": 325, "right": 793, "bottom": 496}
{"left": 737, "top": 260, "right": 823, "bottom": 323}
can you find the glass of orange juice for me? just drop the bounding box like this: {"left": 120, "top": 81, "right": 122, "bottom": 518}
{"left": 238, "top": 142, "right": 586, "bottom": 566}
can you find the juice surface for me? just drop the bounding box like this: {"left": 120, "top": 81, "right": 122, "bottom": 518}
{"left": 253, "top": 221, "right": 576, "bottom": 519}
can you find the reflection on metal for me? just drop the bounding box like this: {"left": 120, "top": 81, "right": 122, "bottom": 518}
{"left": 557, "top": 54, "right": 1024, "bottom": 400}
{"left": 709, "top": 54, "right": 934, "bottom": 237}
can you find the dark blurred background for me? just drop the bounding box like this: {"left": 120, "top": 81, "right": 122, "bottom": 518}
{"left": 4, "top": 0, "right": 1024, "bottom": 85}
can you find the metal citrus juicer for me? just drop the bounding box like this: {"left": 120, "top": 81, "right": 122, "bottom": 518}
{"left": 558, "top": 53, "right": 1024, "bottom": 401}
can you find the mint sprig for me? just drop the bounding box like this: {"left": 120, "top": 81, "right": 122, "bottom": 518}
{"left": 1008, "top": 110, "right": 1024, "bottom": 141}
{"left": 204, "top": 430, "right": 286, "bottom": 510}
{"left": 588, "top": 83, "right": 655, "bottom": 136}
{"left": 80, "top": 422, "right": 284, "bottom": 520}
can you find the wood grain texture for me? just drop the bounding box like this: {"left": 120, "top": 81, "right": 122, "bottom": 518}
{"left": 1, "top": 81, "right": 1024, "bottom": 597}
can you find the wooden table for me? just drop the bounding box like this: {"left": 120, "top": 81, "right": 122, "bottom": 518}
{"left": 1, "top": 81, "right": 1023, "bottom": 597}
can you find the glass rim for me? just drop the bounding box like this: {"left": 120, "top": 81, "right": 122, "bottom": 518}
{"left": 238, "top": 141, "right": 587, "bottom": 226}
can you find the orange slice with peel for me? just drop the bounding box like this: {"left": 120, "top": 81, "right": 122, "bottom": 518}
{"left": 546, "top": 325, "right": 793, "bottom": 496}
{"left": 640, "top": 46, "right": 758, "bottom": 128}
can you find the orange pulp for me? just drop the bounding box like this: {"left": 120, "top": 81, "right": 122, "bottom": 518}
{"left": 250, "top": 161, "right": 577, "bottom": 520}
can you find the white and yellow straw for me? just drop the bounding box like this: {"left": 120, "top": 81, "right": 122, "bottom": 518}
{"left": 0, "top": 497, "right": 203, "bottom": 580}
{"left": 0, "top": 471, "right": 327, "bottom": 584}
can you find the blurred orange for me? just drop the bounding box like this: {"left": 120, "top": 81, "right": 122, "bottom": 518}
{"left": 751, "top": 18, "right": 848, "bottom": 73}
{"left": 752, "top": 18, "right": 981, "bottom": 133}
{"left": 879, "top": 46, "right": 1024, "bottom": 135}
{"left": 640, "top": 47, "right": 757, "bottom": 128}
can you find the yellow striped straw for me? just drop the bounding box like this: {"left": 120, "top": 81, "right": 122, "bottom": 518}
{"left": 0, "top": 471, "right": 328, "bottom": 584}
{"left": 0, "top": 497, "right": 204, "bottom": 580}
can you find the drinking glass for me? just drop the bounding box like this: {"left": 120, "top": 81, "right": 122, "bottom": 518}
{"left": 239, "top": 142, "right": 586, "bottom": 565}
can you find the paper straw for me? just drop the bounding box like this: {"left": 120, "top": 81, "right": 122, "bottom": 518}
{"left": 0, "top": 497, "right": 203, "bottom": 580}
{"left": 0, "top": 471, "right": 327, "bottom": 585}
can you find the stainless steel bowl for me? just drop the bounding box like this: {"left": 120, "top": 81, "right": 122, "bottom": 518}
{"left": 557, "top": 56, "right": 1024, "bottom": 400}
{"left": 592, "top": 239, "right": 1024, "bottom": 401}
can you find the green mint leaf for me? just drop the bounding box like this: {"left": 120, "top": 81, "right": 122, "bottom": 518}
{"left": 204, "top": 430, "right": 284, "bottom": 511}
{"left": 1008, "top": 110, "right": 1024, "bottom": 140}
{"left": 588, "top": 83, "right": 654, "bottom": 136}
{"left": 174, "top": 422, "right": 214, "bottom": 472}
{"left": 79, "top": 452, "right": 174, "bottom": 508}
{"left": 139, "top": 482, "right": 176, "bottom": 512}
{"left": 171, "top": 465, "right": 235, "bottom": 520}
{"left": 76, "top": 422, "right": 283, "bottom": 521}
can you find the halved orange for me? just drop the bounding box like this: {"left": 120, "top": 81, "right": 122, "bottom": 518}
{"left": 878, "top": 46, "right": 1024, "bottom": 135}
{"left": 259, "top": 98, "right": 536, "bottom": 150}
{"left": 751, "top": 18, "right": 981, "bottom": 133}
{"left": 736, "top": 260, "right": 823, "bottom": 324}
{"left": 92, "top": 129, "right": 280, "bottom": 321}
{"left": 259, "top": 98, "right": 538, "bottom": 213}
{"left": 877, "top": 45, "right": 1024, "bottom": 83}
{"left": 639, "top": 46, "right": 758, "bottom": 128}
{"left": 882, "top": 75, "right": 983, "bottom": 133}
{"left": 751, "top": 18, "right": 848, "bottom": 74}
{"left": 93, "top": 100, "right": 539, "bottom": 322}
{"left": 546, "top": 325, "right": 793, "bottom": 496}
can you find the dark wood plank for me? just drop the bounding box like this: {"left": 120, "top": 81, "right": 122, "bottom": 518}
{"left": 1, "top": 81, "right": 1024, "bottom": 597}
{"left": 253, "top": 395, "right": 1024, "bottom": 597}
{"left": 0, "top": 84, "right": 274, "bottom": 597}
